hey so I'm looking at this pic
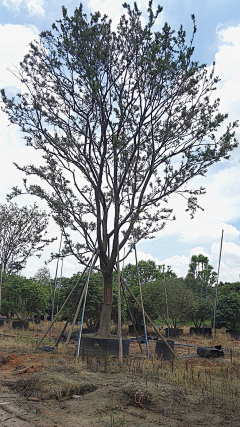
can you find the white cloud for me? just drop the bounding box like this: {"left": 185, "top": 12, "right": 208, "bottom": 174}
{"left": 0, "top": 24, "right": 39, "bottom": 89}
{"left": 2, "top": 0, "right": 22, "bottom": 12}
{"left": 25, "top": 251, "right": 81, "bottom": 279}
{"left": 2, "top": 0, "right": 45, "bottom": 17}
{"left": 150, "top": 162, "right": 240, "bottom": 248}
{"left": 157, "top": 254, "right": 190, "bottom": 278}
{"left": 87, "top": 0, "right": 164, "bottom": 30}
{"left": 26, "top": 0, "right": 45, "bottom": 17}
{"left": 0, "top": 24, "right": 41, "bottom": 202}
{"left": 128, "top": 240, "right": 240, "bottom": 283}
{"left": 215, "top": 24, "right": 240, "bottom": 121}
{"left": 125, "top": 249, "right": 159, "bottom": 267}
{"left": 88, "top": 0, "right": 121, "bottom": 28}
{"left": 180, "top": 223, "right": 239, "bottom": 244}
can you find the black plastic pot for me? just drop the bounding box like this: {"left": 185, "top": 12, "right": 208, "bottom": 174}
{"left": 80, "top": 336, "right": 130, "bottom": 357}
{"left": 61, "top": 331, "right": 77, "bottom": 341}
{"left": 190, "top": 327, "right": 212, "bottom": 336}
{"left": 197, "top": 345, "right": 224, "bottom": 358}
{"left": 165, "top": 328, "right": 183, "bottom": 338}
{"left": 155, "top": 339, "right": 174, "bottom": 361}
{"left": 226, "top": 329, "right": 240, "bottom": 339}
{"left": 128, "top": 324, "right": 145, "bottom": 335}
{"left": 12, "top": 320, "right": 29, "bottom": 330}
{"left": 82, "top": 328, "right": 97, "bottom": 334}
{"left": 34, "top": 316, "right": 41, "bottom": 325}
{"left": 0, "top": 317, "right": 7, "bottom": 327}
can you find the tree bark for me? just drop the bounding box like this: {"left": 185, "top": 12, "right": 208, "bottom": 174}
{"left": 97, "top": 271, "right": 113, "bottom": 337}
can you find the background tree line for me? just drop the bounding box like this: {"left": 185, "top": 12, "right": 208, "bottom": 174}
{"left": 1, "top": 255, "right": 240, "bottom": 332}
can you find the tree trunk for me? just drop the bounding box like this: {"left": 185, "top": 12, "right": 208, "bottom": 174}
{"left": 97, "top": 271, "right": 113, "bottom": 337}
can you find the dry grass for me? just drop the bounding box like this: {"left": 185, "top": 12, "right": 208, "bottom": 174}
{"left": 1, "top": 321, "right": 240, "bottom": 420}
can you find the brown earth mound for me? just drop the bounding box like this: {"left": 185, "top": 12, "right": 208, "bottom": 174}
{"left": 11, "top": 369, "right": 98, "bottom": 400}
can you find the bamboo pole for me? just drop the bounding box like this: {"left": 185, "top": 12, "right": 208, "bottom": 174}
{"left": 213, "top": 230, "right": 224, "bottom": 347}
{"left": 134, "top": 242, "right": 149, "bottom": 358}
{"left": 117, "top": 245, "right": 123, "bottom": 365}
{"left": 75, "top": 252, "right": 99, "bottom": 360}
{"left": 61, "top": 252, "right": 98, "bottom": 357}
{"left": 120, "top": 247, "right": 142, "bottom": 352}
{"left": 0, "top": 242, "right": 4, "bottom": 315}
{"left": 121, "top": 274, "right": 177, "bottom": 359}
{"left": 51, "top": 233, "right": 63, "bottom": 323}
{"left": 114, "top": 261, "right": 143, "bottom": 352}
{"left": 62, "top": 283, "right": 86, "bottom": 356}
{"left": 163, "top": 266, "right": 170, "bottom": 338}
{"left": 54, "top": 287, "right": 84, "bottom": 348}
{"left": 121, "top": 282, "right": 143, "bottom": 353}
{"left": 36, "top": 262, "right": 92, "bottom": 349}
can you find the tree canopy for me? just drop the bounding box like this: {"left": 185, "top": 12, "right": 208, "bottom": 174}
{"left": 185, "top": 254, "right": 215, "bottom": 326}
{"left": 1, "top": 275, "right": 49, "bottom": 320}
{"left": 1, "top": 2, "right": 238, "bottom": 336}
{"left": 216, "top": 283, "right": 240, "bottom": 331}
{"left": 0, "top": 202, "right": 53, "bottom": 276}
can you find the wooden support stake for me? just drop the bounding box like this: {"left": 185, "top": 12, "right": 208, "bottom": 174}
{"left": 117, "top": 245, "right": 123, "bottom": 365}
{"left": 36, "top": 263, "right": 91, "bottom": 349}
{"left": 213, "top": 229, "right": 224, "bottom": 347}
{"left": 62, "top": 252, "right": 98, "bottom": 357}
{"left": 121, "top": 275, "right": 177, "bottom": 359}
{"left": 54, "top": 287, "right": 84, "bottom": 348}
{"left": 134, "top": 241, "right": 149, "bottom": 358}
{"left": 121, "top": 282, "right": 143, "bottom": 353}
{"left": 76, "top": 252, "right": 99, "bottom": 359}
{"left": 51, "top": 233, "right": 63, "bottom": 324}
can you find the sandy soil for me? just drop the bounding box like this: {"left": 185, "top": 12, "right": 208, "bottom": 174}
{"left": 0, "top": 327, "right": 240, "bottom": 427}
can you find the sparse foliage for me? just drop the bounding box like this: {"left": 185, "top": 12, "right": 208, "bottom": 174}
{"left": 34, "top": 266, "right": 51, "bottom": 288}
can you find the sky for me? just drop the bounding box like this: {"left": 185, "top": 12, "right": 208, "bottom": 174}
{"left": 0, "top": 0, "right": 240, "bottom": 281}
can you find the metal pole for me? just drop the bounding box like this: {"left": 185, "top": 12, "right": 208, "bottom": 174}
{"left": 213, "top": 230, "right": 224, "bottom": 347}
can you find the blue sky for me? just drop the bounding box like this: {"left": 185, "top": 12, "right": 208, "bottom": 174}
{"left": 0, "top": 0, "right": 240, "bottom": 281}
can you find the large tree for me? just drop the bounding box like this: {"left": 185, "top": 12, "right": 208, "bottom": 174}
{"left": 1, "top": 3, "right": 238, "bottom": 336}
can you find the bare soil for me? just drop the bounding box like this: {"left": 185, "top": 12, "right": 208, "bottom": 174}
{"left": 0, "top": 323, "right": 240, "bottom": 427}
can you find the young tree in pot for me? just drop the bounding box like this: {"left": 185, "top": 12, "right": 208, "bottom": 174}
{"left": 1, "top": 275, "right": 49, "bottom": 322}
{"left": 216, "top": 283, "right": 240, "bottom": 331}
{"left": 1, "top": 3, "right": 238, "bottom": 337}
{"left": 185, "top": 254, "right": 216, "bottom": 328}
{"left": 122, "top": 261, "right": 176, "bottom": 329}
{"left": 0, "top": 202, "right": 54, "bottom": 314}
{"left": 157, "top": 278, "right": 194, "bottom": 329}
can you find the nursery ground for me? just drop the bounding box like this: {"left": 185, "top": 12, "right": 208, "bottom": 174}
{"left": 0, "top": 322, "right": 240, "bottom": 427}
